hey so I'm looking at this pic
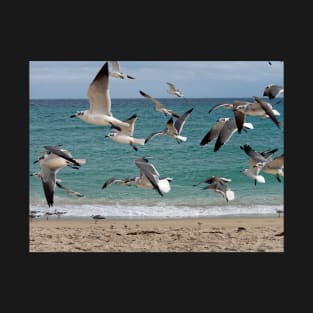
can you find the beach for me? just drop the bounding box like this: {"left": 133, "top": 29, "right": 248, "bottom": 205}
{"left": 29, "top": 216, "right": 284, "bottom": 252}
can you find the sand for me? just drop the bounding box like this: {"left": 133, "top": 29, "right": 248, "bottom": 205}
{"left": 29, "top": 216, "right": 284, "bottom": 252}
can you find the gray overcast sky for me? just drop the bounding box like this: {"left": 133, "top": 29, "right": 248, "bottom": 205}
{"left": 29, "top": 61, "right": 284, "bottom": 99}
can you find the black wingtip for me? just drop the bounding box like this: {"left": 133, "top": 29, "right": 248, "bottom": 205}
{"left": 139, "top": 90, "right": 146, "bottom": 97}
{"left": 92, "top": 62, "right": 109, "bottom": 83}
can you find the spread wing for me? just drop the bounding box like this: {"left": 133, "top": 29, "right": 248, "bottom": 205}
{"left": 174, "top": 108, "right": 193, "bottom": 134}
{"left": 214, "top": 119, "right": 237, "bottom": 152}
{"left": 87, "top": 62, "right": 112, "bottom": 116}
{"left": 200, "top": 120, "right": 225, "bottom": 146}
{"left": 43, "top": 146, "right": 82, "bottom": 167}
{"left": 40, "top": 167, "right": 56, "bottom": 207}
{"left": 253, "top": 96, "right": 281, "bottom": 128}
{"left": 139, "top": 90, "right": 164, "bottom": 110}
{"left": 110, "top": 61, "right": 121, "bottom": 72}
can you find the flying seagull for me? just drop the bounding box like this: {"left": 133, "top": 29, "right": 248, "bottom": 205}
{"left": 240, "top": 144, "right": 278, "bottom": 185}
{"left": 166, "top": 82, "right": 184, "bottom": 97}
{"left": 70, "top": 62, "right": 130, "bottom": 128}
{"left": 263, "top": 84, "right": 284, "bottom": 99}
{"left": 32, "top": 146, "right": 85, "bottom": 207}
{"left": 109, "top": 61, "right": 135, "bottom": 79}
{"left": 145, "top": 108, "right": 193, "bottom": 144}
{"left": 193, "top": 176, "right": 235, "bottom": 202}
{"left": 105, "top": 114, "right": 145, "bottom": 151}
{"left": 200, "top": 118, "right": 254, "bottom": 152}
{"left": 139, "top": 90, "right": 180, "bottom": 118}
{"left": 102, "top": 157, "right": 172, "bottom": 197}
{"left": 208, "top": 100, "right": 280, "bottom": 133}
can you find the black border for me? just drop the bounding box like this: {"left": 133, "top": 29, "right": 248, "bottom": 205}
{"left": 6, "top": 19, "right": 304, "bottom": 298}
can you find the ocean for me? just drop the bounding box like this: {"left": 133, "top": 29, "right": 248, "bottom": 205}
{"left": 29, "top": 98, "right": 284, "bottom": 218}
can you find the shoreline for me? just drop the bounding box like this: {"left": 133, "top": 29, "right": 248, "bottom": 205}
{"left": 29, "top": 216, "right": 284, "bottom": 253}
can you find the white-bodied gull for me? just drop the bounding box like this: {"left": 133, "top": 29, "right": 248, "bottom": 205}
{"left": 193, "top": 176, "right": 235, "bottom": 202}
{"left": 32, "top": 146, "right": 85, "bottom": 207}
{"left": 166, "top": 82, "right": 184, "bottom": 97}
{"left": 200, "top": 118, "right": 254, "bottom": 152}
{"left": 105, "top": 114, "right": 145, "bottom": 151}
{"left": 70, "top": 62, "right": 130, "bottom": 128}
{"left": 109, "top": 61, "right": 135, "bottom": 79}
{"left": 102, "top": 157, "right": 172, "bottom": 197}
{"left": 139, "top": 90, "right": 180, "bottom": 118}
{"left": 259, "top": 153, "right": 284, "bottom": 182}
{"left": 145, "top": 108, "right": 193, "bottom": 144}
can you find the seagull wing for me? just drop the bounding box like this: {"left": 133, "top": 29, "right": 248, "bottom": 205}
{"left": 253, "top": 96, "right": 281, "bottom": 128}
{"left": 263, "top": 85, "right": 284, "bottom": 99}
{"left": 102, "top": 178, "right": 128, "bottom": 189}
{"left": 200, "top": 120, "right": 225, "bottom": 146}
{"left": 118, "top": 114, "right": 137, "bottom": 136}
{"left": 240, "top": 144, "right": 268, "bottom": 163}
{"left": 139, "top": 90, "right": 164, "bottom": 110}
{"left": 208, "top": 103, "right": 232, "bottom": 114}
{"left": 87, "top": 62, "right": 111, "bottom": 116}
{"left": 110, "top": 61, "right": 121, "bottom": 72}
{"left": 214, "top": 119, "right": 238, "bottom": 152}
{"left": 55, "top": 181, "right": 84, "bottom": 197}
{"left": 145, "top": 131, "right": 164, "bottom": 144}
{"left": 40, "top": 167, "right": 56, "bottom": 207}
{"left": 135, "top": 158, "right": 163, "bottom": 196}
{"left": 44, "top": 146, "right": 82, "bottom": 167}
{"left": 166, "top": 82, "right": 176, "bottom": 91}
{"left": 233, "top": 109, "right": 246, "bottom": 133}
{"left": 174, "top": 108, "right": 193, "bottom": 135}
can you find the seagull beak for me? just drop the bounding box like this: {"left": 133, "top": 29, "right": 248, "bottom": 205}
{"left": 70, "top": 114, "right": 76, "bottom": 118}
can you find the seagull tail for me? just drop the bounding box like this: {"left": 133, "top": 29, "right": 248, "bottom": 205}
{"left": 132, "top": 138, "right": 145, "bottom": 146}
{"left": 175, "top": 135, "right": 187, "bottom": 143}
{"left": 256, "top": 175, "right": 266, "bottom": 183}
{"left": 225, "top": 190, "right": 235, "bottom": 201}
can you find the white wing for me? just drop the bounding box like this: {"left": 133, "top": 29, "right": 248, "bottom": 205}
{"left": 87, "top": 62, "right": 112, "bottom": 116}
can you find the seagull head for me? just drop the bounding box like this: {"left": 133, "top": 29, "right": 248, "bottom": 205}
{"left": 105, "top": 128, "right": 119, "bottom": 138}
{"left": 70, "top": 111, "right": 85, "bottom": 118}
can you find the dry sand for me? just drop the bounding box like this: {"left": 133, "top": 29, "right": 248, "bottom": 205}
{"left": 29, "top": 216, "right": 284, "bottom": 252}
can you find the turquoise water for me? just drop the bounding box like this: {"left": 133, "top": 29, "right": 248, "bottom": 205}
{"left": 29, "top": 98, "right": 284, "bottom": 218}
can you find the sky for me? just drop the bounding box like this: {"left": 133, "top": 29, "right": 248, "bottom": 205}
{"left": 29, "top": 61, "right": 284, "bottom": 99}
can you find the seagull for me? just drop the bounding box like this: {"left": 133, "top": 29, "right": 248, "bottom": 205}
{"left": 105, "top": 114, "right": 145, "bottom": 151}
{"left": 193, "top": 176, "right": 235, "bottom": 202}
{"left": 240, "top": 144, "right": 278, "bottom": 185}
{"left": 109, "top": 61, "right": 135, "bottom": 79}
{"left": 209, "top": 99, "right": 281, "bottom": 132}
{"left": 263, "top": 84, "right": 284, "bottom": 99}
{"left": 32, "top": 146, "right": 85, "bottom": 207}
{"left": 102, "top": 157, "right": 172, "bottom": 197}
{"left": 139, "top": 90, "right": 180, "bottom": 118}
{"left": 145, "top": 108, "right": 193, "bottom": 144}
{"left": 166, "top": 82, "right": 184, "bottom": 97}
{"left": 200, "top": 118, "right": 254, "bottom": 152}
{"left": 91, "top": 215, "right": 106, "bottom": 223}
{"left": 70, "top": 62, "right": 130, "bottom": 128}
